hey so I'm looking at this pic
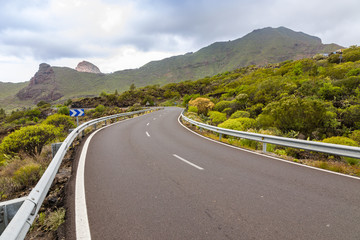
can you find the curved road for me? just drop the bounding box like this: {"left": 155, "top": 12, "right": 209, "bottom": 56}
{"left": 67, "top": 107, "right": 360, "bottom": 239}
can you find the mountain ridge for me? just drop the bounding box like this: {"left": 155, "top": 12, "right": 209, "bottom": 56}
{"left": 0, "top": 27, "right": 343, "bottom": 109}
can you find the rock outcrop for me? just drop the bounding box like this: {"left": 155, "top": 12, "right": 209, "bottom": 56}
{"left": 16, "top": 63, "right": 63, "bottom": 102}
{"left": 75, "top": 61, "right": 101, "bottom": 74}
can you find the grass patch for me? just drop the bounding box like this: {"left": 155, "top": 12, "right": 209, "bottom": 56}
{"left": 33, "top": 208, "right": 66, "bottom": 232}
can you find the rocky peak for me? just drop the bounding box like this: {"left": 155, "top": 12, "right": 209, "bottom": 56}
{"left": 29, "top": 63, "right": 54, "bottom": 86}
{"left": 16, "top": 63, "right": 62, "bottom": 102}
{"left": 75, "top": 61, "right": 101, "bottom": 74}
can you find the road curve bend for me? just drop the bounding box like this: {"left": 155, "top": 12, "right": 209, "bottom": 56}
{"left": 66, "top": 107, "right": 360, "bottom": 240}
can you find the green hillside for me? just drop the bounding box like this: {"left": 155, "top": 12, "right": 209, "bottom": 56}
{"left": 75, "top": 45, "right": 360, "bottom": 142}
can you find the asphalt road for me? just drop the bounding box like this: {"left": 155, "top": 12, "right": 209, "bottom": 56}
{"left": 68, "top": 107, "right": 360, "bottom": 239}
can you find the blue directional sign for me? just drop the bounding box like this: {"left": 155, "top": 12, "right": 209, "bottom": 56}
{"left": 70, "top": 109, "right": 85, "bottom": 117}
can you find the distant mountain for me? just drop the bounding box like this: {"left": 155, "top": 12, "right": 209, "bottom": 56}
{"left": 0, "top": 27, "right": 342, "bottom": 108}
{"left": 76, "top": 61, "right": 102, "bottom": 74}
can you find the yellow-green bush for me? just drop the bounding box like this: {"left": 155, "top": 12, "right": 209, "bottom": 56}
{"left": 322, "top": 136, "right": 358, "bottom": 147}
{"left": 12, "top": 162, "right": 43, "bottom": 187}
{"left": 0, "top": 124, "right": 59, "bottom": 157}
{"left": 43, "top": 114, "right": 75, "bottom": 132}
{"left": 230, "top": 110, "right": 250, "bottom": 119}
{"left": 208, "top": 111, "right": 227, "bottom": 125}
{"left": 218, "top": 117, "right": 256, "bottom": 131}
{"left": 213, "top": 100, "right": 231, "bottom": 112}
{"left": 188, "top": 106, "right": 198, "bottom": 113}
{"left": 350, "top": 130, "right": 360, "bottom": 144}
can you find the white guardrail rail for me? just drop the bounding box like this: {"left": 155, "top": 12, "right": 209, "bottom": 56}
{"left": 0, "top": 108, "right": 160, "bottom": 240}
{"left": 181, "top": 111, "right": 360, "bottom": 159}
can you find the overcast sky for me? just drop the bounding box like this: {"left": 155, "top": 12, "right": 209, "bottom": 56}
{"left": 1, "top": 0, "right": 359, "bottom": 83}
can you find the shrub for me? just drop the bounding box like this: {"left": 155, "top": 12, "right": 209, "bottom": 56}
{"left": 0, "top": 125, "right": 59, "bottom": 156}
{"left": 258, "top": 96, "right": 337, "bottom": 138}
{"left": 322, "top": 136, "right": 358, "bottom": 147}
{"left": 350, "top": 130, "right": 360, "bottom": 144}
{"left": 12, "top": 162, "right": 43, "bottom": 187}
{"left": 57, "top": 106, "right": 70, "bottom": 115}
{"left": 95, "top": 104, "right": 106, "bottom": 113}
{"left": 44, "top": 208, "right": 66, "bottom": 231}
{"left": 218, "top": 119, "right": 243, "bottom": 131}
{"left": 342, "top": 105, "right": 360, "bottom": 129}
{"left": 222, "top": 108, "right": 232, "bottom": 116}
{"left": 218, "top": 118, "right": 256, "bottom": 131}
{"left": 188, "top": 106, "right": 198, "bottom": 113}
{"left": 230, "top": 111, "right": 250, "bottom": 119}
{"left": 25, "top": 108, "right": 41, "bottom": 119}
{"left": 43, "top": 114, "right": 75, "bottom": 132}
{"left": 213, "top": 100, "right": 231, "bottom": 112}
{"left": 208, "top": 111, "right": 227, "bottom": 125}
{"left": 188, "top": 97, "right": 214, "bottom": 115}
{"left": 37, "top": 100, "right": 50, "bottom": 108}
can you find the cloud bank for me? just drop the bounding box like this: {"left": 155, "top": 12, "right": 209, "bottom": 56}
{"left": 0, "top": 0, "right": 359, "bottom": 82}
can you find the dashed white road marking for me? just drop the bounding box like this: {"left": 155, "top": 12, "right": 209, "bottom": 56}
{"left": 173, "top": 154, "right": 204, "bottom": 170}
{"left": 146, "top": 131, "right": 150, "bottom": 137}
{"left": 147, "top": 122, "right": 150, "bottom": 126}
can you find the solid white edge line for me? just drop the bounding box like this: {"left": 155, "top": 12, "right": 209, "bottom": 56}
{"left": 146, "top": 131, "right": 150, "bottom": 137}
{"left": 177, "top": 114, "right": 360, "bottom": 180}
{"left": 76, "top": 111, "right": 160, "bottom": 239}
{"left": 75, "top": 130, "right": 96, "bottom": 239}
{"left": 173, "top": 154, "right": 204, "bottom": 170}
{"left": 147, "top": 122, "right": 150, "bottom": 126}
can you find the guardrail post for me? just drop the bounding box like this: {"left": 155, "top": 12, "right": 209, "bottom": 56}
{"left": 51, "top": 142, "right": 63, "bottom": 158}
{"left": 105, "top": 120, "right": 107, "bottom": 125}
{"left": 94, "top": 123, "right": 97, "bottom": 130}
{"left": 0, "top": 205, "right": 5, "bottom": 234}
{"left": 219, "top": 133, "right": 222, "bottom": 141}
{"left": 263, "top": 142, "right": 267, "bottom": 153}
{"left": 0, "top": 197, "right": 26, "bottom": 235}
{"left": 82, "top": 130, "right": 85, "bottom": 138}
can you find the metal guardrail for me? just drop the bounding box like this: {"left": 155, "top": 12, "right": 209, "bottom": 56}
{"left": 181, "top": 112, "right": 360, "bottom": 159}
{"left": 0, "top": 108, "right": 160, "bottom": 240}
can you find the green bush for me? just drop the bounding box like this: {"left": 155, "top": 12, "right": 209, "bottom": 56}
{"left": 322, "top": 136, "right": 358, "bottom": 147}
{"left": 45, "top": 208, "right": 66, "bottom": 231}
{"left": 25, "top": 108, "right": 41, "bottom": 119}
{"left": 350, "top": 130, "right": 360, "bottom": 144}
{"left": 218, "top": 119, "right": 243, "bottom": 131}
{"left": 12, "top": 162, "right": 43, "bottom": 187}
{"left": 342, "top": 105, "right": 360, "bottom": 129}
{"left": 230, "top": 111, "right": 250, "bottom": 119}
{"left": 213, "top": 100, "right": 231, "bottom": 112}
{"left": 218, "top": 118, "right": 256, "bottom": 131}
{"left": 95, "top": 104, "right": 106, "bottom": 113}
{"left": 258, "top": 96, "right": 337, "bottom": 138}
{"left": 43, "top": 114, "right": 75, "bottom": 132}
{"left": 208, "top": 111, "right": 227, "bottom": 125}
{"left": 57, "top": 106, "right": 69, "bottom": 115}
{"left": 0, "top": 124, "right": 59, "bottom": 156}
{"left": 188, "top": 106, "right": 198, "bottom": 113}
